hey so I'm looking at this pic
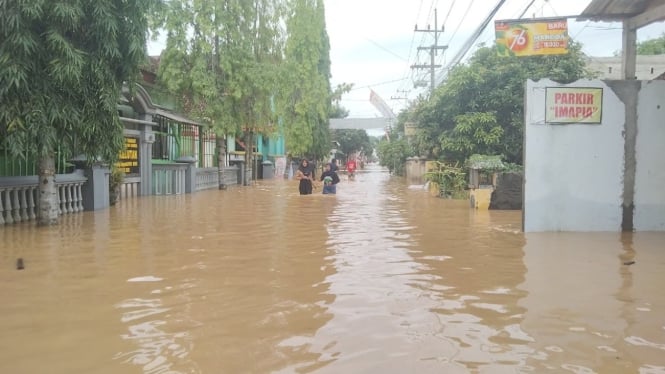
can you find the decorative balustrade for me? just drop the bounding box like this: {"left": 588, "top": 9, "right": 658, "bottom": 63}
{"left": 221, "top": 166, "right": 239, "bottom": 186}
{"left": 120, "top": 176, "right": 141, "bottom": 200}
{"left": 1, "top": 164, "right": 248, "bottom": 225}
{"left": 152, "top": 163, "right": 187, "bottom": 195}
{"left": 195, "top": 168, "right": 219, "bottom": 191}
{"left": 0, "top": 171, "right": 87, "bottom": 225}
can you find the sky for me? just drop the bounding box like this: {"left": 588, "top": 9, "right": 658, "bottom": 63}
{"left": 148, "top": 0, "right": 665, "bottom": 133}
{"left": 322, "top": 0, "right": 665, "bottom": 122}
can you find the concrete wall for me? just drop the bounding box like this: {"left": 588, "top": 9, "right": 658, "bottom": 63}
{"left": 489, "top": 172, "right": 522, "bottom": 210}
{"left": 405, "top": 157, "right": 427, "bottom": 185}
{"left": 524, "top": 80, "right": 624, "bottom": 232}
{"left": 634, "top": 81, "right": 665, "bottom": 231}
{"left": 469, "top": 188, "right": 492, "bottom": 209}
{"left": 524, "top": 79, "right": 665, "bottom": 232}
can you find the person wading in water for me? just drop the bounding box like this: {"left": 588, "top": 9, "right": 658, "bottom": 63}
{"left": 295, "top": 159, "right": 314, "bottom": 195}
{"left": 320, "top": 163, "right": 340, "bottom": 194}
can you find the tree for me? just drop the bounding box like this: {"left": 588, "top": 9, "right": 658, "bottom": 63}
{"left": 367, "top": 135, "right": 381, "bottom": 162}
{"left": 330, "top": 83, "right": 353, "bottom": 119}
{"left": 1, "top": 0, "right": 152, "bottom": 225}
{"left": 331, "top": 129, "right": 371, "bottom": 160}
{"left": 276, "top": 0, "right": 331, "bottom": 161}
{"left": 377, "top": 138, "right": 412, "bottom": 176}
{"left": 637, "top": 33, "right": 665, "bottom": 55}
{"left": 410, "top": 41, "right": 594, "bottom": 165}
{"left": 154, "top": 0, "right": 286, "bottom": 185}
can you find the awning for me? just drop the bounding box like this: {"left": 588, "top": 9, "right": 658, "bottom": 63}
{"left": 579, "top": 0, "right": 665, "bottom": 29}
{"left": 154, "top": 108, "right": 201, "bottom": 126}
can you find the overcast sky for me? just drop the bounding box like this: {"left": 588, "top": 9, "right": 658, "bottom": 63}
{"left": 323, "top": 0, "right": 665, "bottom": 122}
{"left": 148, "top": 0, "right": 665, "bottom": 131}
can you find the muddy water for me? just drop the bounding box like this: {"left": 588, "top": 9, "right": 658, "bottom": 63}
{"left": 1, "top": 165, "right": 664, "bottom": 374}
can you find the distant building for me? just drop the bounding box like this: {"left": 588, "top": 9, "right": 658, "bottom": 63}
{"left": 585, "top": 54, "right": 665, "bottom": 80}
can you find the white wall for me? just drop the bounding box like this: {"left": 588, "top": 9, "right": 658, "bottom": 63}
{"left": 634, "top": 81, "right": 665, "bottom": 231}
{"left": 525, "top": 79, "right": 665, "bottom": 232}
{"left": 524, "top": 80, "right": 625, "bottom": 232}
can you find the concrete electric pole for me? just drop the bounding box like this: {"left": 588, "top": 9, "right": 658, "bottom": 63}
{"left": 391, "top": 89, "right": 409, "bottom": 108}
{"left": 411, "top": 8, "right": 448, "bottom": 94}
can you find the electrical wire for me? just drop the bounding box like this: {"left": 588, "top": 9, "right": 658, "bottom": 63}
{"left": 349, "top": 77, "right": 412, "bottom": 91}
{"left": 396, "top": 0, "right": 425, "bottom": 95}
{"left": 518, "top": 0, "right": 537, "bottom": 19}
{"left": 443, "top": 0, "right": 456, "bottom": 26}
{"left": 446, "top": 0, "right": 475, "bottom": 45}
{"left": 364, "top": 37, "right": 410, "bottom": 62}
{"left": 436, "top": 0, "right": 507, "bottom": 85}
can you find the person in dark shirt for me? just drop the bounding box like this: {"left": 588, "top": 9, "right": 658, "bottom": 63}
{"left": 329, "top": 158, "right": 339, "bottom": 172}
{"left": 320, "top": 163, "right": 340, "bottom": 194}
{"left": 296, "top": 159, "right": 314, "bottom": 195}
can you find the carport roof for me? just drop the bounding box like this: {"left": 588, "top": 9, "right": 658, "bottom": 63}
{"left": 579, "top": 0, "right": 665, "bottom": 28}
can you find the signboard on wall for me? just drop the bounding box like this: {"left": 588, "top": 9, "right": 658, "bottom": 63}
{"left": 404, "top": 122, "right": 417, "bottom": 137}
{"left": 274, "top": 156, "right": 286, "bottom": 179}
{"left": 495, "top": 18, "right": 568, "bottom": 57}
{"left": 545, "top": 87, "right": 603, "bottom": 124}
{"left": 117, "top": 137, "right": 140, "bottom": 176}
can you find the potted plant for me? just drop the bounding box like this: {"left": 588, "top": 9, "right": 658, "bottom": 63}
{"left": 109, "top": 166, "right": 125, "bottom": 205}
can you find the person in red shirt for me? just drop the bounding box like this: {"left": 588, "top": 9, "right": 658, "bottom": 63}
{"left": 346, "top": 158, "right": 357, "bottom": 179}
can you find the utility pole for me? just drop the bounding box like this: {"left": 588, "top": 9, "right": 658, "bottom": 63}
{"left": 391, "top": 89, "right": 409, "bottom": 108}
{"left": 411, "top": 8, "right": 447, "bottom": 94}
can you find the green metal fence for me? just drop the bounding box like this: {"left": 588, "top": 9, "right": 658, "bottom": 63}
{"left": 152, "top": 115, "right": 217, "bottom": 168}
{"left": 0, "top": 147, "right": 73, "bottom": 177}
{"left": 199, "top": 127, "right": 217, "bottom": 168}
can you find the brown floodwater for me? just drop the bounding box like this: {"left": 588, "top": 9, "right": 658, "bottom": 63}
{"left": 1, "top": 165, "right": 664, "bottom": 374}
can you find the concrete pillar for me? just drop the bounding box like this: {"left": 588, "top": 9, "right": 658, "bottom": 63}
{"left": 140, "top": 123, "right": 155, "bottom": 196}
{"left": 236, "top": 161, "right": 246, "bottom": 186}
{"left": 621, "top": 22, "right": 637, "bottom": 80}
{"left": 608, "top": 81, "right": 640, "bottom": 231}
{"left": 81, "top": 165, "right": 110, "bottom": 211}
{"left": 177, "top": 156, "right": 197, "bottom": 193}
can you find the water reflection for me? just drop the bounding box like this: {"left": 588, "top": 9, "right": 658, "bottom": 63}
{"left": 519, "top": 232, "right": 665, "bottom": 373}
{"left": 281, "top": 169, "right": 533, "bottom": 373}
{"left": 397, "top": 189, "right": 531, "bottom": 373}
{"left": 1, "top": 165, "right": 664, "bottom": 374}
{"left": 108, "top": 185, "right": 337, "bottom": 373}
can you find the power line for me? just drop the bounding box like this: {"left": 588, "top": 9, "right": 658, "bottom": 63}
{"left": 443, "top": 0, "right": 456, "bottom": 26}
{"left": 518, "top": 0, "right": 537, "bottom": 19}
{"left": 391, "top": 89, "right": 410, "bottom": 108}
{"left": 437, "top": 0, "right": 508, "bottom": 85}
{"left": 349, "top": 77, "right": 411, "bottom": 91}
{"left": 445, "top": 0, "right": 474, "bottom": 45}
{"left": 364, "top": 37, "right": 409, "bottom": 62}
{"left": 397, "top": 0, "right": 426, "bottom": 96}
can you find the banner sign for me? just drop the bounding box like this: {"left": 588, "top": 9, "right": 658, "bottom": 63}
{"left": 495, "top": 18, "right": 568, "bottom": 57}
{"left": 117, "top": 137, "right": 140, "bottom": 175}
{"left": 274, "top": 156, "right": 286, "bottom": 179}
{"left": 545, "top": 87, "right": 603, "bottom": 124}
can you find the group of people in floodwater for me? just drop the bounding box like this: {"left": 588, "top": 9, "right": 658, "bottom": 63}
{"left": 295, "top": 158, "right": 357, "bottom": 195}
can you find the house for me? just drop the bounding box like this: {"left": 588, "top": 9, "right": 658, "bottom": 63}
{"left": 585, "top": 54, "right": 665, "bottom": 80}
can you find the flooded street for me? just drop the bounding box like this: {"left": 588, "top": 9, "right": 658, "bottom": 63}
{"left": 1, "top": 165, "right": 664, "bottom": 373}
